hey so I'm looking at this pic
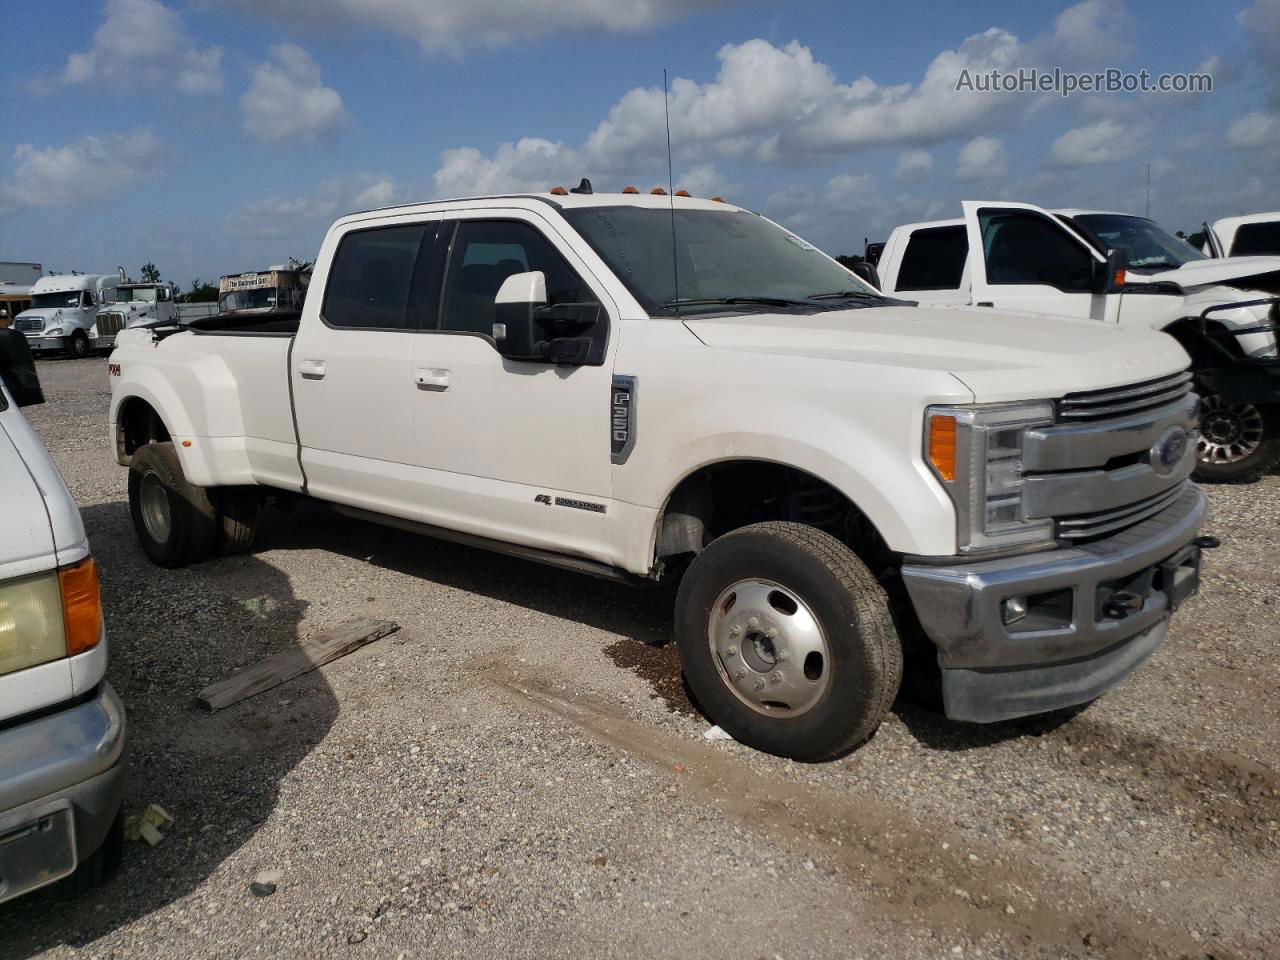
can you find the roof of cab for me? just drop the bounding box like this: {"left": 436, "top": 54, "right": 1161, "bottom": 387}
{"left": 30, "top": 273, "right": 113, "bottom": 294}
{"left": 1212, "top": 211, "right": 1280, "bottom": 231}
{"left": 335, "top": 191, "right": 746, "bottom": 228}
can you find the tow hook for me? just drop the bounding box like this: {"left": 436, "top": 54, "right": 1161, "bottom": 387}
{"left": 1102, "top": 592, "right": 1144, "bottom": 620}
{"left": 1194, "top": 535, "right": 1221, "bottom": 550}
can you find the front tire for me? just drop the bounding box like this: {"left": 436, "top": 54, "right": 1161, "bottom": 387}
{"left": 128, "top": 442, "right": 216, "bottom": 567}
{"left": 674, "top": 522, "right": 902, "bottom": 761}
{"left": 68, "top": 330, "right": 90, "bottom": 359}
{"left": 1194, "top": 395, "right": 1280, "bottom": 482}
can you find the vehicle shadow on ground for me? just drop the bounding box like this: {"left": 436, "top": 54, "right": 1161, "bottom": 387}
{"left": 0, "top": 501, "right": 338, "bottom": 960}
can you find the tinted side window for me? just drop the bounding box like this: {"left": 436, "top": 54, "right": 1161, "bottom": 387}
{"left": 440, "top": 220, "right": 595, "bottom": 336}
{"left": 979, "top": 210, "right": 1093, "bottom": 292}
{"left": 1230, "top": 222, "right": 1280, "bottom": 257}
{"left": 323, "top": 224, "right": 428, "bottom": 330}
{"left": 896, "top": 226, "right": 968, "bottom": 291}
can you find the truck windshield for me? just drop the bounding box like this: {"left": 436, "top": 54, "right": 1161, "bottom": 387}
{"left": 121, "top": 287, "right": 158, "bottom": 302}
{"left": 562, "top": 206, "right": 875, "bottom": 315}
{"left": 31, "top": 292, "right": 82, "bottom": 309}
{"left": 1071, "top": 214, "right": 1206, "bottom": 272}
{"left": 219, "top": 288, "right": 278, "bottom": 313}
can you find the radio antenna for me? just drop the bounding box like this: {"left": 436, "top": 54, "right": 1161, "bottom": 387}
{"left": 664, "top": 68, "right": 680, "bottom": 315}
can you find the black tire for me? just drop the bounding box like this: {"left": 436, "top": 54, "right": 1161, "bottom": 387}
{"left": 216, "top": 487, "right": 260, "bottom": 555}
{"left": 68, "top": 329, "right": 90, "bottom": 359}
{"left": 52, "top": 809, "right": 124, "bottom": 899}
{"left": 128, "top": 442, "right": 217, "bottom": 567}
{"left": 674, "top": 521, "right": 902, "bottom": 761}
{"left": 1193, "top": 398, "right": 1280, "bottom": 483}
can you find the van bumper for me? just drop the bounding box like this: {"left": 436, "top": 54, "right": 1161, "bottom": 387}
{"left": 900, "top": 486, "right": 1207, "bottom": 723}
{"left": 0, "top": 683, "right": 127, "bottom": 904}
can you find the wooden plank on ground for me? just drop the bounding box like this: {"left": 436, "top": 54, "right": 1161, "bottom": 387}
{"left": 196, "top": 619, "right": 399, "bottom": 712}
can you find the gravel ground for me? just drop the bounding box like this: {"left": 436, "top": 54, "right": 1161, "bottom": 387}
{"left": 2, "top": 356, "right": 1278, "bottom": 960}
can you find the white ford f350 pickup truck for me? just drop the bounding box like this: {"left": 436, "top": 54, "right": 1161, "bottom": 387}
{"left": 1, "top": 330, "right": 125, "bottom": 903}
{"left": 107, "top": 187, "right": 1210, "bottom": 760}
{"left": 877, "top": 202, "right": 1280, "bottom": 481}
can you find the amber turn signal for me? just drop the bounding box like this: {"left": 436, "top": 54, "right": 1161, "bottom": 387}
{"left": 59, "top": 556, "right": 102, "bottom": 657}
{"left": 927, "top": 414, "right": 958, "bottom": 483}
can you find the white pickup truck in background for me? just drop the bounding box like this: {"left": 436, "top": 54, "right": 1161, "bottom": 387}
{"left": 877, "top": 202, "right": 1280, "bottom": 481}
{"left": 108, "top": 188, "right": 1210, "bottom": 760}
{"left": 1202, "top": 212, "right": 1280, "bottom": 259}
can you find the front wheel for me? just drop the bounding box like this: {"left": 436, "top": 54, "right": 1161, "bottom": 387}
{"left": 68, "top": 330, "right": 91, "bottom": 359}
{"left": 1194, "top": 395, "right": 1280, "bottom": 482}
{"left": 674, "top": 522, "right": 902, "bottom": 761}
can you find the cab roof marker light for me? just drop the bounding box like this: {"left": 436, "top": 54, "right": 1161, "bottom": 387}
{"left": 549, "top": 186, "right": 568, "bottom": 196}
{"left": 650, "top": 187, "right": 667, "bottom": 196}
{"left": 622, "top": 186, "right": 639, "bottom": 194}
{"left": 675, "top": 190, "right": 691, "bottom": 197}
{"left": 710, "top": 196, "right": 725, "bottom": 202}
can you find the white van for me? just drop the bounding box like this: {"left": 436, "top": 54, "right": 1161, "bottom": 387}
{"left": 0, "top": 329, "right": 126, "bottom": 903}
{"left": 13, "top": 274, "right": 119, "bottom": 359}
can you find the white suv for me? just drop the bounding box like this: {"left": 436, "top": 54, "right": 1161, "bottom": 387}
{"left": 0, "top": 330, "right": 126, "bottom": 904}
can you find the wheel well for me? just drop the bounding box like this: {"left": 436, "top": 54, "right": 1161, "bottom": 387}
{"left": 1162, "top": 317, "right": 1243, "bottom": 368}
{"left": 656, "top": 461, "right": 894, "bottom": 574}
{"left": 116, "top": 397, "right": 170, "bottom": 464}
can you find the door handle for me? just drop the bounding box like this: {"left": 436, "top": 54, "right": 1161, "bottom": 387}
{"left": 976, "top": 301, "right": 994, "bottom": 307}
{"left": 298, "top": 359, "right": 327, "bottom": 380}
{"left": 415, "top": 368, "right": 450, "bottom": 391}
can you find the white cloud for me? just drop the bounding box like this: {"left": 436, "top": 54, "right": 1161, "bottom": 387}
{"left": 209, "top": 0, "right": 728, "bottom": 52}
{"left": 1240, "top": 0, "right": 1280, "bottom": 102}
{"left": 1046, "top": 0, "right": 1134, "bottom": 64}
{"left": 954, "top": 136, "right": 1005, "bottom": 181}
{"left": 0, "top": 129, "right": 175, "bottom": 210}
{"left": 676, "top": 164, "right": 732, "bottom": 198}
{"left": 226, "top": 174, "right": 403, "bottom": 237}
{"left": 1050, "top": 119, "right": 1146, "bottom": 166}
{"left": 1227, "top": 111, "right": 1280, "bottom": 149}
{"left": 242, "top": 44, "right": 347, "bottom": 144}
{"left": 59, "top": 0, "right": 222, "bottom": 94}
{"left": 824, "top": 173, "right": 875, "bottom": 209}
{"left": 895, "top": 149, "right": 933, "bottom": 182}
{"left": 432, "top": 138, "right": 581, "bottom": 197}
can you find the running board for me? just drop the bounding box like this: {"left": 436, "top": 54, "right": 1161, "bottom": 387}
{"left": 329, "top": 504, "right": 649, "bottom": 585}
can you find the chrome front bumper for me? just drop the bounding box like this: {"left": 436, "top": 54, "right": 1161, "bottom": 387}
{"left": 0, "top": 683, "right": 126, "bottom": 903}
{"left": 26, "top": 335, "right": 68, "bottom": 353}
{"left": 901, "top": 485, "right": 1207, "bottom": 722}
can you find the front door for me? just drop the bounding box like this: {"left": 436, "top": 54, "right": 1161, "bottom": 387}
{"left": 963, "top": 201, "right": 1116, "bottom": 322}
{"left": 407, "top": 210, "right": 619, "bottom": 561}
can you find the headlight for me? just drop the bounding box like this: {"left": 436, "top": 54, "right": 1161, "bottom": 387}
{"left": 0, "top": 572, "right": 66, "bottom": 676}
{"left": 925, "top": 402, "right": 1056, "bottom": 554}
{"left": 0, "top": 558, "right": 101, "bottom": 678}
{"left": 46, "top": 327, "right": 63, "bottom": 336}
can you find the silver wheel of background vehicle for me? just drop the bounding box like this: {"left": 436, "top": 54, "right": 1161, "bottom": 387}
{"left": 707, "top": 578, "right": 831, "bottom": 717}
{"left": 1199, "top": 394, "right": 1265, "bottom": 465}
{"left": 139, "top": 471, "right": 173, "bottom": 544}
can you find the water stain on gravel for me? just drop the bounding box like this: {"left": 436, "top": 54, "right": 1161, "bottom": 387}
{"left": 486, "top": 662, "right": 1249, "bottom": 960}
{"left": 602, "top": 637, "right": 697, "bottom": 717}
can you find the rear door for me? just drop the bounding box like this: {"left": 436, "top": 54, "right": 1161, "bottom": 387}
{"left": 882, "top": 224, "right": 971, "bottom": 305}
{"left": 291, "top": 215, "right": 442, "bottom": 520}
{"left": 962, "top": 201, "right": 1114, "bottom": 322}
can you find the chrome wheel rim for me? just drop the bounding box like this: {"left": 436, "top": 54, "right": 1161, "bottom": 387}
{"left": 139, "top": 471, "right": 172, "bottom": 543}
{"left": 707, "top": 578, "right": 831, "bottom": 717}
{"left": 1198, "top": 394, "right": 1265, "bottom": 465}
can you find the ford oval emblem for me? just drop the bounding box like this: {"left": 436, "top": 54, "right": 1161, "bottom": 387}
{"left": 1152, "top": 426, "right": 1189, "bottom": 475}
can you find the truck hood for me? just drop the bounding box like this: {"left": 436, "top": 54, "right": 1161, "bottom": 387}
{"left": 0, "top": 398, "right": 87, "bottom": 578}
{"left": 683, "top": 305, "right": 1190, "bottom": 403}
{"left": 1135, "top": 256, "right": 1280, "bottom": 288}
{"left": 14, "top": 309, "right": 64, "bottom": 326}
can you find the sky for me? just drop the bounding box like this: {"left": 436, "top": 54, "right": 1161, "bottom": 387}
{"left": 2, "top": 0, "right": 1279, "bottom": 288}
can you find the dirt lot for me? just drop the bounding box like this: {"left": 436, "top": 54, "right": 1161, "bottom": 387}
{"left": 2, "top": 356, "right": 1278, "bottom": 960}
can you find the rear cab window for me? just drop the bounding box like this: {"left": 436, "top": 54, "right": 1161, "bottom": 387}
{"left": 1231, "top": 222, "right": 1280, "bottom": 257}
{"left": 322, "top": 223, "right": 437, "bottom": 330}
{"left": 896, "top": 226, "right": 969, "bottom": 292}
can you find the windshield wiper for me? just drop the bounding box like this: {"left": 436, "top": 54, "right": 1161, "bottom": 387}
{"left": 664, "top": 296, "right": 815, "bottom": 309}
{"left": 807, "top": 289, "right": 891, "bottom": 301}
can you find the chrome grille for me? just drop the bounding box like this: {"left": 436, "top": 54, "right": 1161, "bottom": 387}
{"left": 15, "top": 316, "right": 43, "bottom": 332}
{"left": 96, "top": 312, "right": 126, "bottom": 336}
{"left": 1056, "top": 484, "right": 1186, "bottom": 541}
{"left": 1058, "top": 370, "right": 1193, "bottom": 423}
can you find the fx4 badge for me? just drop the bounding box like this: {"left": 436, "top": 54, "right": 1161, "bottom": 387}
{"left": 108, "top": 363, "right": 122, "bottom": 377}
{"left": 610, "top": 375, "right": 637, "bottom": 464}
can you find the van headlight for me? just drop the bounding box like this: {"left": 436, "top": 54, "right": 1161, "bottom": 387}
{"left": 0, "top": 572, "right": 66, "bottom": 677}
{"left": 925, "top": 402, "right": 1056, "bottom": 554}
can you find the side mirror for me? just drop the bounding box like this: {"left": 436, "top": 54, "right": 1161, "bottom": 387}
{"left": 848, "top": 260, "right": 882, "bottom": 291}
{"left": 492, "top": 271, "right": 602, "bottom": 365}
{"left": 0, "top": 329, "right": 45, "bottom": 407}
{"left": 1098, "top": 248, "right": 1129, "bottom": 293}
{"left": 864, "top": 241, "right": 885, "bottom": 267}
